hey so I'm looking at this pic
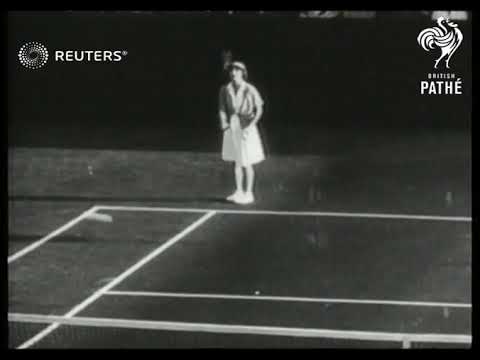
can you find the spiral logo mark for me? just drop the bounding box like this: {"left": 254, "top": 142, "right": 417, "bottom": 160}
{"left": 18, "top": 42, "right": 49, "bottom": 69}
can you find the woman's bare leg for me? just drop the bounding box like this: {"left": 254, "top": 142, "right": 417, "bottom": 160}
{"left": 235, "top": 163, "right": 244, "bottom": 193}
{"left": 227, "top": 162, "right": 244, "bottom": 201}
{"left": 245, "top": 165, "right": 255, "bottom": 197}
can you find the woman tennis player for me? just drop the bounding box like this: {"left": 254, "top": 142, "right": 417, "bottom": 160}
{"left": 219, "top": 61, "right": 265, "bottom": 205}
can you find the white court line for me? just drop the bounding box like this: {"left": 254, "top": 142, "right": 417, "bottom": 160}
{"left": 104, "top": 290, "right": 472, "bottom": 309}
{"left": 8, "top": 205, "right": 99, "bottom": 264}
{"left": 17, "top": 210, "right": 217, "bottom": 349}
{"left": 9, "top": 313, "right": 472, "bottom": 346}
{"left": 94, "top": 205, "right": 471, "bottom": 222}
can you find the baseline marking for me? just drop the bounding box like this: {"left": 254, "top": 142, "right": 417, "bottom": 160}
{"left": 9, "top": 313, "right": 472, "bottom": 346}
{"left": 16, "top": 210, "right": 217, "bottom": 349}
{"left": 8, "top": 205, "right": 99, "bottom": 264}
{"left": 94, "top": 205, "right": 471, "bottom": 222}
{"left": 104, "top": 290, "right": 472, "bottom": 309}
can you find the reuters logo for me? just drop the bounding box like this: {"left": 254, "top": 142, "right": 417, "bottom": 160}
{"left": 17, "top": 42, "right": 129, "bottom": 69}
{"left": 18, "top": 42, "right": 49, "bottom": 69}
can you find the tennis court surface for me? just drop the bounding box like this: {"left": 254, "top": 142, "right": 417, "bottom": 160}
{"left": 8, "top": 139, "right": 471, "bottom": 348}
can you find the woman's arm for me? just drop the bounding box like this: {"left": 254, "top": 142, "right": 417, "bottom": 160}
{"left": 245, "top": 85, "right": 264, "bottom": 130}
{"left": 249, "top": 104, "right": 263, "bottom": 127}
{"left": 219, "top": 110, "right": 229, "bottom": 130}
{"left": 219, "top": 87, "right": 229, "bottom": 130}
{"left": 243, "top": 105, "right": 262, "bottom": 139}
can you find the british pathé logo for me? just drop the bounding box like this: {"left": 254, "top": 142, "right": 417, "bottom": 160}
{"left": 417, "top": 17, "right": 463, "bottom": 69}
{"left": 417, "top": 17, "right": 464, "bottom": 95}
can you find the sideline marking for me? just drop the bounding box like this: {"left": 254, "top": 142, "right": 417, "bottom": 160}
{"left": 104, "top": 290, "right": 472, "bottom": 309}
{"left": 9, "top": 313, "right": 471, "bottom": 346}
{"left": 95, "top": 205, "right": 471, "bottom": 222}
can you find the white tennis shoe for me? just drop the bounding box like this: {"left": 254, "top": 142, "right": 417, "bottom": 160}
{"left": 236, "top": 192, "right": 255, "bottom": 205}
{"left": 226, "top": 190, "right": 244, "bottom": 202}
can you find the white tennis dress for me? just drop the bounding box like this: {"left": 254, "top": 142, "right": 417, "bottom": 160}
{"left": 219, "top": 81, "right": 265, "bottom": 166}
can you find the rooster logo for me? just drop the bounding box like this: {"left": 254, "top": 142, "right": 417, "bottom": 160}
{"left": 417, "top": 17, "right": 463, "bottom": 69}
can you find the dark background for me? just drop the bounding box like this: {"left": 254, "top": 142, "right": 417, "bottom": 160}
{"left": 8, "top": 11, "right": 472, "bottom": 154}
